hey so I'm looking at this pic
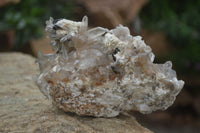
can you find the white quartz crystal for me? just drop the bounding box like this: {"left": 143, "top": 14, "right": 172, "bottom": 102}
{"left": 36, "top": 16, "right": 184, "bottom": 117}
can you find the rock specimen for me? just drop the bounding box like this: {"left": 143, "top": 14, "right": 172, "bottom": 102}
{"left": 36, "top": 16, "right": 184, "bottom": 117}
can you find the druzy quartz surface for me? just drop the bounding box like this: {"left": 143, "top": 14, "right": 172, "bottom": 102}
{"left": 36, "top": 16, "right": 184, "bottom": 117}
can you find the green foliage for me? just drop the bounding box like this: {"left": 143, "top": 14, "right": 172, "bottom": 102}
{"left": 0, "top": 0, "right": 74, "bottom": 50}
{"left": 141, "top": 0, "right": 200, "bottom": 74}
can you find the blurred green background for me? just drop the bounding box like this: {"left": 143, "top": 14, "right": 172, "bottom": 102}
{"left": 141, "top": 0, "right": 200, "bottom": 76}
{"left": 0, "top": 0, "right": 74, "bottom": 50}
{"left": 0, "top": 0, "right": 200, "bottom": 132}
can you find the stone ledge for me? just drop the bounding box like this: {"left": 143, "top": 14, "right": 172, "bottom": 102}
{"left": 0, "top": 52, "right": 152, "bottom": 133}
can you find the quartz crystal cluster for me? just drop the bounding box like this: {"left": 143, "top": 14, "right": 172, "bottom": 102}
{"left": 36, "top": 16, "right": 184, "bottom": 117}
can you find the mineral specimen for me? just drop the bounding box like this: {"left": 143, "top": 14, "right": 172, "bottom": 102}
{"left": 36, "top": 16, "right": 184, "bottom": 117}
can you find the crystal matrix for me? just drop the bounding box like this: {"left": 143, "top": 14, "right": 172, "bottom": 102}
{"left": 36, "top": 16, "right": 184, "bottom": 117}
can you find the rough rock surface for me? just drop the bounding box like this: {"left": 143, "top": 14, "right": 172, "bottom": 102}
{"left": 0, "top": 52, "right": 152, "bottom": 133}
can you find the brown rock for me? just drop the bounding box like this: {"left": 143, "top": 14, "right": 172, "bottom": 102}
{"left": 194, "top": 96, "right": 200, "bottom": 115}
{"left": 76, "top": 0, "right": 148, "bottom": 28}
{"left": 0, "top": 52, "right": 152, "bottom": 133}
{"left": 0, "top": 31, "right": 14, "bottom": 52}
{"left": 141, "top": 30, "right": 174, "bottom": 57}
{"left": 173, "top": 90, "right": 193, "bottom": 106}
{"left": 0, "top": 0, "right": 20, "bottom": 7}
{"left": 30, "top": 37, "right": 54, "bottom": 57}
